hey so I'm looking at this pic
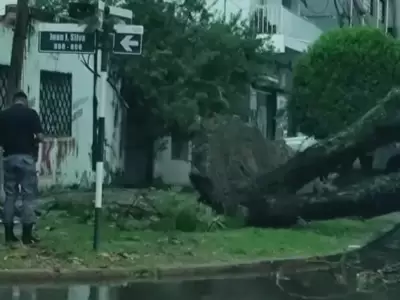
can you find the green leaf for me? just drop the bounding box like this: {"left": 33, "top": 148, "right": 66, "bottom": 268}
{"left": 291, "top": 27, "right": 400, "bottom": 138}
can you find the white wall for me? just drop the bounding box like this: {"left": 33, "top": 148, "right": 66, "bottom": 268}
{"left": 154, "top": 137, "right": 191, "bottom": 186}
{"left": 0, "top": 22, "right": 124, "bottom": 189}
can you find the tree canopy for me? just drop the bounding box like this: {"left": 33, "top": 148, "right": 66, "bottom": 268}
{"left": 114, "top": 0, "right": 273, "bottom": 137}
{"left": 290, "top": 27, "right": 400, "bottom": 139}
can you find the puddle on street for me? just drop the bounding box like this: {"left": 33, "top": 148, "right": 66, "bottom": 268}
{"left": 1, "top": 228, "right": 400, "bottom": 300}
{"left": 0, "top": 275, "right": 397, "bottom": 300}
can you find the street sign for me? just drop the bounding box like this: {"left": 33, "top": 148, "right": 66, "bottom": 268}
{"left": 38, "top": 31, "right": 96, "bottom": 54}
{"left": 112, "top": 24, "right": 144, "bottom": 55}
{"left": 113, "top": 33, "right": 142, "bottom": 55}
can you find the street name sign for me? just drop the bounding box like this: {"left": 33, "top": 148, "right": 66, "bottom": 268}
{"left": 38, "top": 31, "right": 96, "bottom": 54}
{"left": 113, "top": 24, "right": 144, "bottom": 55}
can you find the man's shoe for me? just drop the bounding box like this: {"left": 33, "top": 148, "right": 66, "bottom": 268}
{"left": 4, "top": 224, "right": 19, "bottom": 243}
{"left": 22, "top": 224, "right": 40, "bottom": 245}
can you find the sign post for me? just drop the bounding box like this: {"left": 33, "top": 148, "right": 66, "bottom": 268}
{"left": 37, "top": 5, "right": 144, "bottom": 252}
{"left": 93, "top": 5, "right": 111, "bottom": 252}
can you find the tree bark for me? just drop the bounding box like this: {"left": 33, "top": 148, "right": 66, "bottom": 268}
{"left": 246, "top": 172, "right": 400, "bottom": 227}
{"left": 252, "top": 88, "right": 400, "bottom": 196}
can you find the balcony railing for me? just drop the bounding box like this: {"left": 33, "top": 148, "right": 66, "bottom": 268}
{"left": 251, "top": 4, "right": 322, "bottom": 46}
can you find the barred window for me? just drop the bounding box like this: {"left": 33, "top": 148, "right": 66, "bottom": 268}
{"left": 39, "top": 70, "right": 72, "bottom": 137}
{"left": 0, "top": 65, "right": 9, "bottom": 110}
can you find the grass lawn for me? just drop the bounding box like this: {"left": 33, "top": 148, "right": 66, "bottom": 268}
{"left": 0, "top": 212, "right": 398, "bottom": 270}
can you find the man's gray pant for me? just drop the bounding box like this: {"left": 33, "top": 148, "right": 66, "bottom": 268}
{"left": 3, "top": 154, "right": 37, "bottom": 224}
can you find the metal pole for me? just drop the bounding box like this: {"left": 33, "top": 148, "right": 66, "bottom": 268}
{"left": 93, "top": 5, "right": 110, "bottom": 251}
{"left": 92, "top": 31, "right": 99, "bottom": 172}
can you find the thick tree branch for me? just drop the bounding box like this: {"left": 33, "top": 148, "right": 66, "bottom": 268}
{"left": 252, "top": 88, "right": 400, "bottom": 196}
{"left": 247, "top": 172, "right": 400, "bottom": 227}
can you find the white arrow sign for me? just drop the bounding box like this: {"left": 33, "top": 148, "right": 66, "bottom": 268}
{"left": 120, "top": 35, "right": 139, "bottom": 52}
{"left": 113, "top": 25, "right": 144, "bottom": 55}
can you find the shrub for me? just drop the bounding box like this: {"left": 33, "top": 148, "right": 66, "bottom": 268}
{"left": 290, "top": 27, "right": 400, "bottom": 138}
{"left": 42, "top": 188, "right": 245, "bottom": 232}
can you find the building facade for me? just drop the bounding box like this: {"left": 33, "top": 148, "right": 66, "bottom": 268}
{"left": 0, "top": 21, "right": 125, "bottom": 190}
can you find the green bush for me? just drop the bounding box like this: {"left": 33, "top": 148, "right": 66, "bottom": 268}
{"left": 290, "top": 27, "right": 400, "bottom": 138}
{"left": 42, "top": 188, "right": 245, "bottom": 232}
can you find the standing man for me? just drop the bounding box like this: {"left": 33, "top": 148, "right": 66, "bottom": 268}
{"left": 0, "top": 91, "right": 44, "bottom": 244}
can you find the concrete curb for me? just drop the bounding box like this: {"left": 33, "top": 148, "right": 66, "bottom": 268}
{"left": 0, "top": 220, "right": 398, "bottom": 285}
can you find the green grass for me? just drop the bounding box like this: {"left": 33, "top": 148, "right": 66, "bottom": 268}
{"left": 0, "top": 212, "right": 398, "bottom": 270}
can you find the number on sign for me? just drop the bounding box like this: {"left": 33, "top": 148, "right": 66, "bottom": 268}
{"left": 71, "top": 44, "right": 83, "bottom": 51}
{"left": 53, "top": 43, "right": 66, "bottom": 50}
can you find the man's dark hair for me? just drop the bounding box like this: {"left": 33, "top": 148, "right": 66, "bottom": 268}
{"left": 13, "top": 90, "right": 28, "bottom": 103}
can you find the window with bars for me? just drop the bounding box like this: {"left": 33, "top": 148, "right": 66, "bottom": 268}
{"left": 39, "top": 70, "right": 72, "bottom": 137}
{"left": 0, "top": 65, "right": 9, "bottom": 110}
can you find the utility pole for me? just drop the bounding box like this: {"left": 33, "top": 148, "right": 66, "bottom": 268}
{"left": 6, "top": 0, "right": 30, "bottom": 105}
{"left": 1, "top": 0, "right": 30, "bottom": 210}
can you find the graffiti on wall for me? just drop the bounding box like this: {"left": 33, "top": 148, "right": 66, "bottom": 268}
{"left": 40, "top": 138, "right": 77, "bottom": 177}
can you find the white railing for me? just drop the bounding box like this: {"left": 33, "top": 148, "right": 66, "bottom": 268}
{"left": 252, "top": 4, "right": 322, "bottom": 44}
{"left": 252, "top": 4, "right": 283, "bottom": 35}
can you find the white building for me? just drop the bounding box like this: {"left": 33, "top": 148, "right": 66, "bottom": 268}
{"left": 0, "top": 20, "right": 125, "bottom": 189}
{"left": 208, "top": 0, "right": 323, "bottom": 53}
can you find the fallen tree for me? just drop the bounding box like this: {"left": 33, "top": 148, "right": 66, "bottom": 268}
{"left": 190, "top": 115, "right": 294, "bottom": 216}
{"left": 190, "top": 88, "right": 400, "bottom": 226}
{"left": 246, "top": 172, "right": 400, "bottom": 227}
{"left": 254, "top": 88, "right": 400, "bottom": 195}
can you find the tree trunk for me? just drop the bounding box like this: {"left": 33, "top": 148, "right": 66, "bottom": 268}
{"left": 246, "top": 172, "right": 400, "bottom": 227}
{"left": 252, "top": 88, "right": 400, "bottom": 196}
